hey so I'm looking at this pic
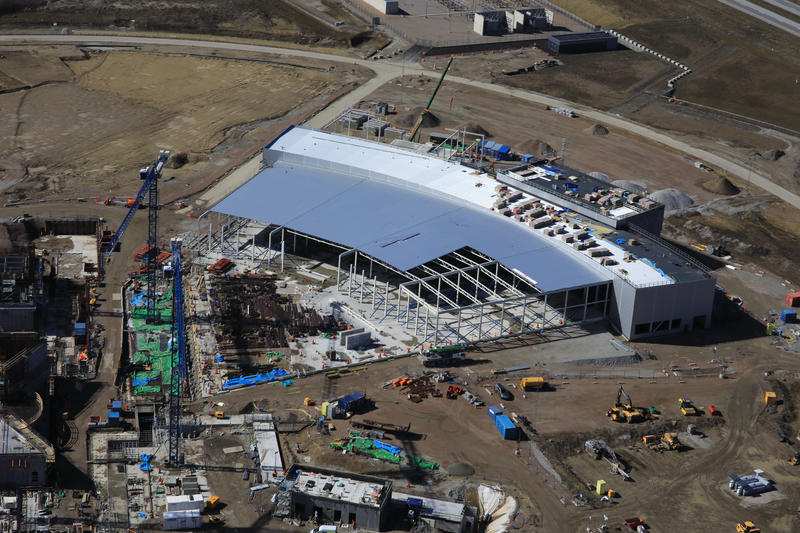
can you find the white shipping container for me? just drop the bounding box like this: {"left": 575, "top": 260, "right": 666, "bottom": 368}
{"left": 165, "top": 495, "right": 204, "bottom": 512}
{"left": 163, "top": 509, "right": 202, "bottom": 530}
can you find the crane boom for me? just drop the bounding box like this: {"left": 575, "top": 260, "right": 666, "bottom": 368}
{"left": 100, "top": 150, "right": 170, "bottom": 273}
{"left": 408, "top": 56, "right": 454, "bottom": 142}
{"left": 167, "top": 237, "right": 186, "bottom": 466}
{"left": 616, "top": 386, "right": 632, "bottom": 407}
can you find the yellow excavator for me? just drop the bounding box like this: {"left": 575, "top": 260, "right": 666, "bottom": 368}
{"left": 408, "top": 56, "right": 454, "bottom": 143}
{"left": 607, "top": 386, "right": 647, "bottom": 423}
{"left": 736, "top": 521, "right": 760, "bottom": 533}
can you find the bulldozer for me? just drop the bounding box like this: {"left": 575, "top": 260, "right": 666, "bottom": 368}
{"left": 736, "top": 521, "right": 760, "bottom": 533}
{"left": 607, "top": 386, "right": 648, "bottom": 423}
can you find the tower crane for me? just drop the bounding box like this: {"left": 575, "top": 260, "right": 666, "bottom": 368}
{"left": 408, "top": 56, "right": 454, "bottom": 143}
{"left": 167, "top": 237, "right": 187, "bottom": 466}
{"left": 100, "top": 150, "right": 170, "bottom": 323}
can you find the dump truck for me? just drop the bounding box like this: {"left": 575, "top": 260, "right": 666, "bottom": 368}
{"left": 678, "top": 397, "right": 697, "bottom": 416}
{"left": 736, "top": 521, "right": 761, "bottom": 533}
{"left": 206, "top": 496, "right": 220, "bottom": 511}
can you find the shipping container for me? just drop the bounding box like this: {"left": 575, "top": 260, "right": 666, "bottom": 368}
{"left": 111, "top": 400, "right": 123, "bottom": 411}
{"left": 488, "top": 406, "right": 503, "bottom": 420}
{"left": 163, "top": 509, "right": 202, "bottom": 530}
{"left": 780, "top": 309, "right": 797, "bottom": 323}
{"left": 494, "top": 414, "right": 518, "bottom": 440}
{"left": 520, "top": 377, "right": 545, "bottom": 390}
{"left": 336, "top": 392, "right": 367, "bottom": 414}
{"left": 785, "top": 291, "right": 800, "bottom": 307}
{"left": 165, "top": 495, "right": 205, "bottom": 513}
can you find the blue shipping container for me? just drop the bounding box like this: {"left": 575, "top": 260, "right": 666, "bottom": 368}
{"left": 497, "top": 145, "right": 511, "bottom": 160}
{"left": 488, "top": 406, "right": 503, "bottom": 420}
{"left": 781, "top": 309, "right": 797, "bottom": 323}
{"left": 494, "top": 415, "right": 518, "bottom": 440}
{"left": 111, "top": 400, "right": 123, "bottom": 411}
{"left": 337, "top": 392, "right": 367, "bottom": 413}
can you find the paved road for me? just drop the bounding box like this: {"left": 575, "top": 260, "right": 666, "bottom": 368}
{"left": 3, "top": 33, "right": 800, "bottom": 213}
{"left": 763, "top": 0, "right": 800, "bottom": 18}
{"left": 718, "top": 0, "right": 800, "bottom": 38}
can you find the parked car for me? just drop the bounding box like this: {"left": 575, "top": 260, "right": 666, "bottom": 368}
{"left": 494, "top": 383, "right": 513, "bottom": 401}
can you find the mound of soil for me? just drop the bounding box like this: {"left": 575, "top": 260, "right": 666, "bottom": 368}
{"left": 612, "top": 179, "right": 647, "bottom": 193}
{"left": 650, "top": 188, "right": 694, "bottom": 212}
{"left": 516, "top": 138, "right": 556, "bottom": 157}
{"left": 757, "top": 149, "right": 785, "bottom": 161}
{"left": 447, "top": 463, "right": 475, "bottom": 476}
{"left": 587, "top": 124, "right": 609, "bottom": 136}
{"left": 457, "top": 122, "right": 492, "bottom": 137}
{"left": 702, "top": 175, "right": 740, "bottom": 196}
{"left": 396, "top": 107, "right": 440, "bottom": 128}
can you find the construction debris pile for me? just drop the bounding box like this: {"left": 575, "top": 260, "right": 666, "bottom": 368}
{"left": 208, "top": 274, "right": 336, "bottom": 352}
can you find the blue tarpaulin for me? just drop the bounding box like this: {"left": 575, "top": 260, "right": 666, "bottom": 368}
{"left": 139, "top": 454, "right": 153, "bottom": 472}
{"left": 222, "top": 368, "right": 290, "bottom": 390}
{"left": 131, "top": 293, "right": 147, "bottom": 307}
{"left": 372, "top": 440, "right": 402, "bottom": 456}
{"left": 131, "top": 377, "right": 155, "bottom": 387}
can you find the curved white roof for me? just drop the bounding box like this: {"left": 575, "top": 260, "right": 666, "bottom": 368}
{"left": 211, "top": 126, "right": 612, "bottom": 292}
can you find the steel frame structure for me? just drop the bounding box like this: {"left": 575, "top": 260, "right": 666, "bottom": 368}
{"left": 194, "top": 214, "right": 611, "bottom": 348}
{"left": 167, "top": 237, "right": 186, "bottom": 466}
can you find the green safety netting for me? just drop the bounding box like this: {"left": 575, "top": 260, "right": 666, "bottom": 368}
{"left": 130, "top": 292, "right": 178, "bottom": 396}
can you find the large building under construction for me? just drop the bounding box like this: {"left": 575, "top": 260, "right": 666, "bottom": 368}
{"left": 200, "top": 125, "right": 715, "bottom": 343}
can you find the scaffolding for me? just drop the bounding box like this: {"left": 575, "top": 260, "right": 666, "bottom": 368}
{"left": 191, "top": 215, "right": 611, "bottom": 348}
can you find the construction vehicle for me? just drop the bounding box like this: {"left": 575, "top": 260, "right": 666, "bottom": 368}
{"left": 789, "top": 452, "right": 800, "bottom": 465}
{"left": 408, "top": 56, "right": 454, "bottom": 143}
{"left": 446, "top": 385, "right": 463, "bottom": 399}
{"left": 736, "top": 521, "right": 761, "bottom": 533}
{"left": 607, "top": 386, "right": 647, "bottom": 423}
{"left": 206, "top": 496, "right": 220, "bottom": 511}
{"left": 213, "top": 411, "right": 225, "bottom": 419}
{"left": 678, "top": 397, "right": 698, "bottom": 416}
{"left": 303, "top": 397, "right": 315, "bottom": 406}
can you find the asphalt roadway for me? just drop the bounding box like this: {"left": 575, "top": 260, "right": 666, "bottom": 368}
{"left": 3, "top": 33, "right": 798, "bottom": 214}
{"left": 718, "top": 0, "right": 800, "bottom": 38}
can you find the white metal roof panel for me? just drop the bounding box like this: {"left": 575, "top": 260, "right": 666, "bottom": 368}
{"left": 213, "top": 161, "right": 609, "bottom": 292}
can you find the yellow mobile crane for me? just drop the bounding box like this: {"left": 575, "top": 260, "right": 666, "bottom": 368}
{"left": 408, "top": 56, "right": 454, "bottom": 143}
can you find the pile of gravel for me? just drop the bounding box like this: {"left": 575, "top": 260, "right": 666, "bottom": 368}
{"left": 650, "top": 188, "right": 694, "bottom": 212}
{"left": 587, "top": 171, "right": 610, "bottom": 182}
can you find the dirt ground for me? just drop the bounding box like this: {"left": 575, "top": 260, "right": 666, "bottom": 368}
{"left": 181, "top": 317, "right": 800, "bottom": 533}
{"left": 0, "top": 45, "right": 370, "bottom": 203}
{"left": 542, "top": 0, "right": 800, "bottom": 132}
{"left": 0, "top": 0, "right": 383, "bottom": 47}
{"left": 426, "top": 46, "right": 671, "bottom": 112}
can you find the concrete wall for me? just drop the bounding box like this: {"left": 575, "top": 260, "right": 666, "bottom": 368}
{"left": 345, "top": 332, "right": 371, "bottom": 350}
{"left": 363, "top": 0, "right": 399, "bottom": 15}
{"left": 0, "top": 455, "right": 46, "bottom": 488}
{"left": 0, "top": 303, "right": 36, "bottom": 332}
{"left": 610, "top": 277, "right": 715, "bottom": 340}
{"left": 292, "top": 493, "right": 385, "bottom": 531}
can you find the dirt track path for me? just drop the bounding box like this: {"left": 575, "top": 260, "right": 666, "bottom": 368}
{"left": 2, "top": 33, "right": 799, "bottom": 213}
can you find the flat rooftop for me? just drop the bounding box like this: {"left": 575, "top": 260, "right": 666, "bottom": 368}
{"left": 288, "top": 466, "right": 390, "bottom": 507}
{"left": 504, "top": 163, "right": 660, "bottom": 220}
{"left": 392, "top": 491, "right": 465, "bottom": 522}
{"left": 549, "top": 32, "right": 615, "bottom": 42}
